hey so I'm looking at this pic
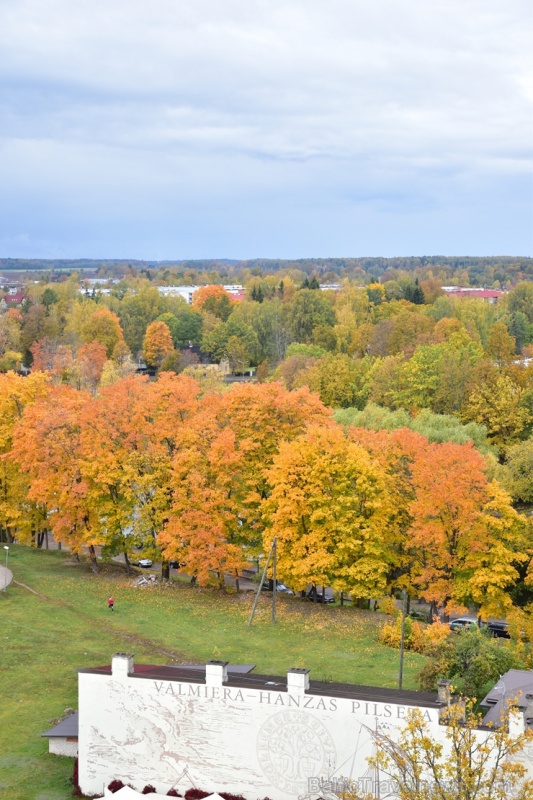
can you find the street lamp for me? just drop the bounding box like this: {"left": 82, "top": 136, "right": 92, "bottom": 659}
{"left": 3, "top": 546, "right": 9, "bottom": 592}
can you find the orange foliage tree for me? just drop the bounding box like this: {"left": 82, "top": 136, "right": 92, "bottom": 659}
{"left": 159, "top": 382, "right": 333, "bottom": 584}
{"left": 11, "top": 385, "right": 101, "bottom": 567}
{"left": 192, "top": 285, "right": 233, "bottom": 320}
{"left": 350, "top": 426, "right": 529, "bottom": 617}
{"left": 0, "top": 371, "right": 50, "bottom": 544}
{"left": 143, "top": 320, "right": 174, "bottom": 368}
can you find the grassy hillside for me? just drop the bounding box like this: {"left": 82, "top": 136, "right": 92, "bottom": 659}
{"left": 0, "top": 546, "right": 425, "bottom": 800}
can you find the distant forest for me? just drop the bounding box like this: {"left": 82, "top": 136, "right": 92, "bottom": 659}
{"left": 1, "top": 255, "right": 531, "bottom": 287}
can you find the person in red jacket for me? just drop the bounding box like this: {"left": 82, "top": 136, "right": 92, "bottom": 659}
{"left": 108, "top": 596, "right": 114, "bottom": 612}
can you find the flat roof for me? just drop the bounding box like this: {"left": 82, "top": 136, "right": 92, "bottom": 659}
{"left": 78, "top": 663, "right": 440, "bottom": 709}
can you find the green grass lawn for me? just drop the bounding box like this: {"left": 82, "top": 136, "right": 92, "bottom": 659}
{"left": 0, "top": 545, "right": 425, "bottom": 800}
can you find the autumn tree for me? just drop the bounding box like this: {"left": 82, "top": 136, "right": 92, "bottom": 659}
{"left": 485, "top": 321, "right": 516, "bottom": 366}
{"left": 75, "top": 341, "right": 108, "bottom": 393}
{"left": 81, "top": 307, "right": 126, "bottom": 358}
{"left": 11, "top": 385, "right": 101, "bottom": 567}
{"left": 462, "top": 369, "right": 532, "bottom": 448}
{"left": 143, "top": 320, "right": 174, "bottom": 368}
{"left": 160, "top": 382, "right": 333, "bottom": 582}
{"left": 0, "top": 371, "right": 50, "bottom": 544}
{"left": 79, "top": 373, "right": 201, "bottom": 574}
{"left": 368, "top": 701, "right": 533, "bottom": 800}
{"left": 192, "top": 285, "right": 233, "bottom": 320}
{"left": 264, "top": 425, "right": 390, "bottom": 597}
{"left": 407, "top": 440, "right": 528, "bottom": 617}
{"left": 286, "top": 288, "right": 335, "bottom": 343}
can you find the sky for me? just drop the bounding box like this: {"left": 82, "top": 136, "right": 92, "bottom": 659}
{"left": 0, "top": 0, "right": 532, "bottom": 259}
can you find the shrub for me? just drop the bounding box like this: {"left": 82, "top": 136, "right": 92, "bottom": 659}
{"left": 379, "top": 615, "right": 423, "bottom": 651}
{"left": 417, "top": 626, "right": 526, "bottom": 699}
{"left": 108, "top": 781, "right": 126, "bottom": 794}
{"left": 418, "top": 618, "right": 452, "bottom": 654}
{"left": 220, "top": 794, "right": 246, "bottom": 800}
{"left": 142, "top": 787, "right": 157, "bottom": 795}
{"left": 379, "top": 596, "right": 399, "bottom": 617}
{"left": 185, "top": 790, "right": 210, "bottom": 800}
{"left": 380, "top": 615, "right": 451, "bottom": 655}
{"left": 167, "top": 791, "right": 182, "bottom": 798}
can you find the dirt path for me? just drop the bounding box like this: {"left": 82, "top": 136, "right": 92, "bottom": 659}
{"left": 12, "top": 575, "right": 189, "bottom": 664}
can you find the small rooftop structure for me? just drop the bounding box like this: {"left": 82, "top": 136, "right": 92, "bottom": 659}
{"left": 480, "top": 669, "right": 533, "bottom": 729}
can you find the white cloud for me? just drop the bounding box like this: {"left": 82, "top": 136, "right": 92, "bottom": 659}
{"left": 0, "top": 0, "right": 531, "bottom": 256}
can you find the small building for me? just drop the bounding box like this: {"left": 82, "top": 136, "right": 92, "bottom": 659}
{"left": 442, "top": 287, "right": 504, "bottom": 304}
{"left": 42, "top": 710, "right": 79, "bottom": 756}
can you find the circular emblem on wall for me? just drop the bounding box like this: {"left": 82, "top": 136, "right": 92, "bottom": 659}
{"left": 256, "top": 710, "right": 337, "bottom": 795}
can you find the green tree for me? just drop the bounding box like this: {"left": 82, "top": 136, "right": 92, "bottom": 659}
{"left": 119, "top": 285, "right": 167, "bottom": 354}
{"left": 286, "top": 289, "right": 335, "bottom": 343}
{"left": 508, "top": 311, "right": 530, "bottom": 352}
{"left": 501, "top": 437, "right": 533, "bottom": 503}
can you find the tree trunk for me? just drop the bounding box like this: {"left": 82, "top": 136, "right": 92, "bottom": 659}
{"left": 340, "top": 592, "right": 344, "bottom": 606}
{"left": 88, "top": 544, "right": 99, "bottom": 574}
{"left": 123, "top": 551, "right": 131, "bottom": 575}
{"left": 235, "top": 571, "right": 240, "bottom": 593}
{"left": 161, "top": 560, "right": 170, "bottom": 581}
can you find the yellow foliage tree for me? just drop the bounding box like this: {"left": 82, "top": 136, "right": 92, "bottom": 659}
{"left": 264, "top": 425, "right": 390, "bottom": 596}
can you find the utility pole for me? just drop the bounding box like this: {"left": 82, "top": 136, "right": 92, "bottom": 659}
{"left": 272, "top": 537, "right": 277, "bottom": 624}
{"left": 247, "top": 537, "right": 277, "bottom": 627}
{"left": 398, "top": 590, "right": 407, "bottom": 690}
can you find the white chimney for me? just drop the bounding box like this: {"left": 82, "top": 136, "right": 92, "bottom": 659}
{"left": 111, "top": 653, "right": 134, "bottom": 678}
{"left": 206, "top": 661, "right": 229, "bottom": 686}
{"left": 287, "top": 668, "right": 310, "bottom": 696}
{"left": 509, "top": 706, "right": 526, "bottom": 737}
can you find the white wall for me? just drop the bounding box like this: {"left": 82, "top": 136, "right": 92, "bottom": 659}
{"left": 78, "top": 661, "right": 443, "bottom": 798}
{"left": 49, "top": 738, "right": 78, "bottom": 757}
{"left": 78, "top": 657, "right": 533, "bottom": 799}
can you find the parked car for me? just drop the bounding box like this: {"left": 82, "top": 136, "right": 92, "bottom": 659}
{"left": 168, "top": 560, "right": 180, "bottom": 569}
{"left": 132, "top": 558, "right": 153, "bottom": 568}
{"left": 275, "top": 583, "right": 294, "bottom": 595}
{"left": 449, "top": 617, "right": 510, "bottom": 639}
{"left": 305, "top": 591, "right": 335, "bottom": 604}
{"left": 449, "top": 617, "right": 478, "bottom": 632}
{"left": 261, "top": 580, "right": 294, "bottom": 594}
{"left": 486, "top": 621, "right": 510, "bottom": 639}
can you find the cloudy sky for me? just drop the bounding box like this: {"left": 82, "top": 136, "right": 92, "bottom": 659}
{"left": 0, "top": 0, "right": 531, "bottom": 259}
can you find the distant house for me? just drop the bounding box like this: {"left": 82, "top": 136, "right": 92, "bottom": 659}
{"left": 442, "top": 287, "right": 504, "bottom": 304}
{"left": 2, "top": 291, "right": 27, "bottom": 308}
